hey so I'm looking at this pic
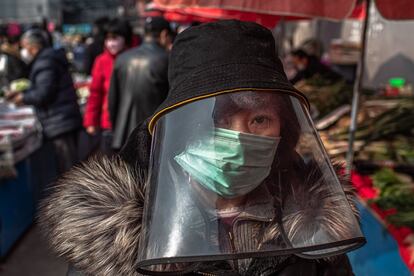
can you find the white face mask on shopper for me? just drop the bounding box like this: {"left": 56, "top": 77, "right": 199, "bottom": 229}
{"left": 20, "top": 48, "right": 34, "bottom": 63}
{"left": 105, "top": 36, "right": 125, "bottom": 55}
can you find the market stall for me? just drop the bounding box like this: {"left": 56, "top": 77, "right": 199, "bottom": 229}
{"left": 0, "top": 101, "right": 56, "bottom": 258}
{"left": 0, "top": 102, "right": 39, "bottom": 257}
{"left": 317, "top": 95, "right": 414, "bottom": 274}
{"left": 317, "top": 3, "right": 414, "bottom": 271}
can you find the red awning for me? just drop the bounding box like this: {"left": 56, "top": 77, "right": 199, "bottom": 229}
{"left": 375, "top": 0, "right": 414, "bottom": 20}
{"left": 162, "top": 7, "right": 285, "bottom": 28}
{"left": 154, "top": 0, "right": 358, "bottom": 20}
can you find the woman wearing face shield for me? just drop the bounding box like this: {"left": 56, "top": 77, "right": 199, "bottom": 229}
{"left": 172, "top": 92, "right": 289, "bottom": 219}
{"left": 40, "top": 20, "right": 365, "bottom": 276}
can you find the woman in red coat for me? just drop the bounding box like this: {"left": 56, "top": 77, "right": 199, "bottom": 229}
{"left": 83, "top": 18, "right": 132, "bottom": 155}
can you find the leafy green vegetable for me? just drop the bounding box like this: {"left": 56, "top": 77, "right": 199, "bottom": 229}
{"left": 371, "top": 168, "right": 414, "bottom": 229}
{"left": 10, "top": 78, "right": 30, "bottom": 92}
{"left": 295, "top": 75, "right": 353, "bottom": 119}
{"left": 334, "top": 100, "right": 414, "bottom": 141}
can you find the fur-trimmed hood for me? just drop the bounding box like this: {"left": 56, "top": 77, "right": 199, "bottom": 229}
{"left": 39, "top": 155, "right": 359, "bottom": 276}
{"left": 39, "top": 156, "right": 146, "bottom": 276}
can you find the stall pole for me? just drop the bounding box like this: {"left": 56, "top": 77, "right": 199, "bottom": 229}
{"left": 346, "top": 0, "right": 371, "bottom": 176}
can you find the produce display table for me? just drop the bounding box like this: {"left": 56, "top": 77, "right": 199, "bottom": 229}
{"left": 348, "top": 172, "right": 413, "bottom": 275}
{"left": 0, "top": 103, "right": 56, "bottom": 258}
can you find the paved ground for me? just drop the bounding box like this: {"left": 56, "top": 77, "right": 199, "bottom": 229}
{"left": 0, "top": 224, "right": 67, "bottom": 276}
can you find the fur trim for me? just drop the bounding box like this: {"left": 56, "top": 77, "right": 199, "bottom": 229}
{"left": 39, "top": 157, "right": 358, "bottom": 275}
{"left": 261, "top": 162, "right": 359, "bottom": 261}
{"left": 283, "top": 162, "right": 359, "bottom": 244}
{"left": 38, "top": 155, "right": 146, "bottom": 276}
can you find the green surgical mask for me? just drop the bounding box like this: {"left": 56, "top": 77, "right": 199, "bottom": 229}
{"left": 175, "top": 128, "right": 280, "bottom": 198}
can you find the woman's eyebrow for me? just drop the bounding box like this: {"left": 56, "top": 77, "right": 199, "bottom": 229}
{"left": 249, "top": 103, "right": 277, "bottom": 111}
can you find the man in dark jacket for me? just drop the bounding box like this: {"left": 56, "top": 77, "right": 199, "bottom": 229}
{"left": 108, "top": 17, "right": 172, "bottom": 151}
{"left": 7, "top": 29, "right": 82, "bottom": 174}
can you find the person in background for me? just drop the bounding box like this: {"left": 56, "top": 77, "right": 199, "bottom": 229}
{"left": 108, "top": 16, "right": 173, "bottom": 151}
{"left": 300, "top": 38, "right": 324, "bottom": 59}
{"left": 0, "top": 25, "right": 27, "bottom": 88}
{"left": 51, "top": 24, "right": 64, "bottom": 49}
{"left": 83, "top": 17, "right": 109, "bottom": 75}
{"left": 83, "top": 19, "right": 132, "bottom": 155}
{"left": 29, "top": 18, "right": 54, "bottom": 47}
{"left": 71, "top": 35, "right": 87, "bottom": 72}
{"left": 6, "top": 29, "right": 82, "bottom": 174}
{"left": 289, "top": 49, "right": 342, "bottom": 85}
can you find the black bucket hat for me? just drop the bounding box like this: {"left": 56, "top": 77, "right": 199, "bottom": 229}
{"left": 148, "top": 19, "right": 309, "bottom": 133}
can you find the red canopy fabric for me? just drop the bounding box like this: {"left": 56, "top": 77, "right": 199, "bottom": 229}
{"left": 350, "top": 1, "right": 366, "bottom": 20}
{"left": 162, "top": 7, "right": 284, "bottom": 28}
{"left": 375, "top": 0, "right": 414, "bottom": 20}
{"left": 154, "top": 0, "right": 358, "bottom": 20}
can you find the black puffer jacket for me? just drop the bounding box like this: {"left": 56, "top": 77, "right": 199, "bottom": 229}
{"left": 23, "top": 47, "right": 82, "bottom": 138}
{"left": 108, "top": 39, "right": 169, "bottom": 149}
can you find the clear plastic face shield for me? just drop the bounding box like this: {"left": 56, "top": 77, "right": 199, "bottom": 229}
{"left": 137, "top": 91, "right": 364, "bottom": 275}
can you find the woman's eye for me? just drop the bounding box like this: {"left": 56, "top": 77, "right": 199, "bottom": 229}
{"left": 251, "top": 116, "right": 270, "bottom": 127}
{"left": 254, "top": 116, "right": 265, "bottom": 124}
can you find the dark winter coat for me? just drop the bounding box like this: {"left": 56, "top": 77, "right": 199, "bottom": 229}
{"left": 40, "top": 121, "right": 357, "bottom": 276}
{"left": 83, "top": 36, "right": 105, "bottom": 75}
{"left": 23, "top": 47, "right": 82, "bottom": 139}
{"left": 108, "top": 39, "right": 169, "bottom": 149}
